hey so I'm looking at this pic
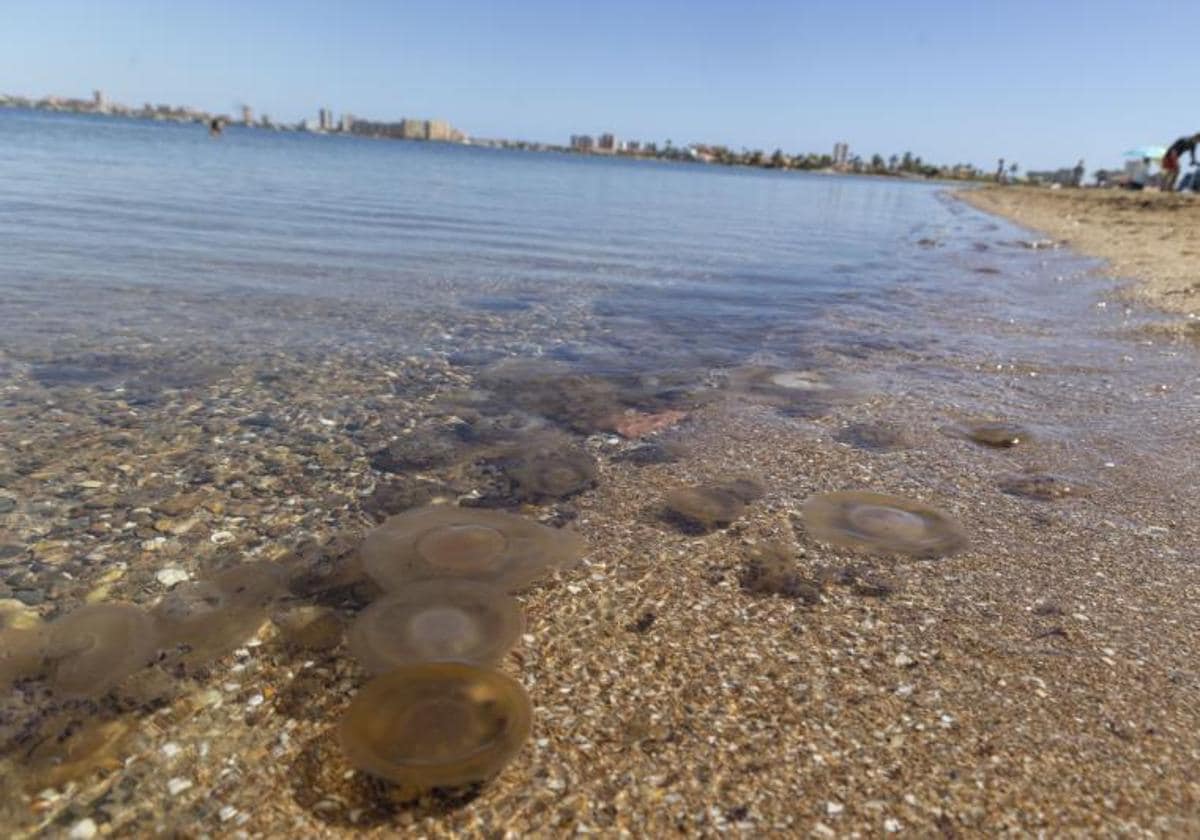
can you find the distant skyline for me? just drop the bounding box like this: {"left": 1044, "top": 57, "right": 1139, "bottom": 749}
{"left": 1, "top": 1, "right": 1193, "bottom": 172}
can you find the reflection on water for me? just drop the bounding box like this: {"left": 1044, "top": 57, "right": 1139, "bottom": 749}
{"left": 2, "top": 109, "right": 1200, "bottom": 832}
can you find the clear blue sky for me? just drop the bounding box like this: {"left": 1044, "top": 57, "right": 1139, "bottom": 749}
{"left": 1, "top": 1, "right": 1192, "bottom": 171}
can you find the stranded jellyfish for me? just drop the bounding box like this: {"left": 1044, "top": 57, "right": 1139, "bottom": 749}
{"left": 954, "top": 421, "right": 1030, "bottom": 448}
{"left": 664, "top": 478, "right": 764, "bottom": 533}
{"left": 802, "top": 491, "right": 968, "bottom": 558}
{"left": 348, "top": 579, "right": 523, "bottom": 672}
{"left": 999, "top": 473, "right": 1089, "bottom": 501}
{"left": 338, "top": 662, "right": 532, "bottom": 790}
{"left": 43, "top": 603, "right": 158, "bottom": 699}
{"left": 361, "top": 506, "right": 584, "bottom": 593}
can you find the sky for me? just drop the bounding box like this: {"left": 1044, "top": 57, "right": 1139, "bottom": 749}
{"left": 1, "top": 0, "right": 1193, "bottom": 172}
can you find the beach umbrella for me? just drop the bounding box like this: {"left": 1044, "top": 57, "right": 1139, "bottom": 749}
{"left": 1123, "top": 145, "right": 1166, "bottom": 160}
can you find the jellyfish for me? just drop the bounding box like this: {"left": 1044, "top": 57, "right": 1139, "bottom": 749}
{"left": 338, "top": 662, "right": 532, "bottom": 790}
{"left": 43, "top": 603, "right": 159, "bottom": 699}
{"left": 802, "top": 491, "right": 967, "bottom": 558}
{"left": 361, "top": 506, "right": 584, "bottom": 593}
{"left": 348, "top": 579, "right": 523, "bottom": 672}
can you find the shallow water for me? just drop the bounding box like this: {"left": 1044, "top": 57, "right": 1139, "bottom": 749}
{"left": 3, "top": 108, "right": 1200, "bottom": 834}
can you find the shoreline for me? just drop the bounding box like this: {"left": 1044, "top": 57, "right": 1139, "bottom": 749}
{"left": 958, "top": 185, "right": 1200, "bottom": 330}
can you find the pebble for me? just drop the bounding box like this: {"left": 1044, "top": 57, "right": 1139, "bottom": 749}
{"left": 0, "top": 496, "right": 16, "bottom": 513}
{"left": 826, "top": 801, "right": 844, "bottom": 816}
{"left": 167, "top": 777, "right": 193, "bottom": 796}
{"left": 210, "top": 531, "right": 235, "bottom": 545}
{"left": 14, "top": 589, "right": 44, "bottom": 606}
{"left": 68, "top": 818, "right": 97, "bottom": 839}
{"left": 161, "top": 742, "right": 181, "bottom": 758}
{"left": 156, "top": 567, "right": 190, "bottom": 587}
{"left": 219, "top": 805, "right": 239, "bottom": 822}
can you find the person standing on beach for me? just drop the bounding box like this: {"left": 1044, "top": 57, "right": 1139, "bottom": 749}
{"left": 1161, "top": 134, "right": 1199, "bottom": 191}
{"left": 996, "top": 158, "right": 1006, "bottom": 184}
{"left": 1072, "top": 159, "right": 1085, "bottom": 187}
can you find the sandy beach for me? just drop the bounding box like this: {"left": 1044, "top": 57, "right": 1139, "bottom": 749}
{"left": 962, "top": 185, "right": 1200, "bottom": 325}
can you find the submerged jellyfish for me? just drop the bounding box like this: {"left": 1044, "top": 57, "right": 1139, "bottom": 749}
{"left": 21, "top": 715, "right": 134, "bottom": 791}
{"left": 43, "top": 603, "right": 159, "bottom": 699}
{"left": 729, "top": 366, "right": 859, "bottom": 418}
{"left": 834, "top": 421, "right": 913, "bottom": 453}
{"left": 338, "top": 662, "right": 532, "bottom": 790}
{"left": 739, "top": 542, "right": 822, "bottom": 602}
{"left": 152, "top": 579, "right": 270, "bottom": 667}
{"left": 955, "top": 421, "right": 1030, "bottom": 448}
{"left": 505, "top": 446, "right": 599, "bottom": 503}
{"left": 999, "top": 473, "right": 1088, "bottom": 501}
{"left": 0, "top": 626, "right": 47, "bottom": 690}
{"left": 664, "top": 478, "right": 764, "bottom": 532}
{"left": 348, "top": 579, "right": 523, "bottom": 672}
{"left": 361, "top": 506, "right": 584, "bottom": 592}
{"left": 802, "top": 491, "right": 968, "bottom": 558}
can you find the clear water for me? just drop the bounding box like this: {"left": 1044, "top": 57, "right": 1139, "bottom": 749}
{"left": 0, "top": 108, "right": 1083, "bottom": 365}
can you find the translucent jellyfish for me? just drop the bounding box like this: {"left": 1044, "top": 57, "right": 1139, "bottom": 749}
{"left": 999, "top": 473, "right": 1088, "bottom": 501}
{"left": 663, "top": 478, "right": 763, "bottom": 532}
{"left": 43, "top": 603, "right": 158, "bottom": 699}
{"left": 361, "top": 506, "right": 584, "bottom": 592}
{"left": 348, "top": 579, "right": 523, "bottom": 672}
{"left": 955, "top": 421, "right": 1030, "bottom": 448}
{"left": 338, "top": 662, "right": 532, "bottom": 789}
{"left": 739, "top": 542, "right": 822, "bottom": 603}
{"left": 505, "top": 447, "right": 598, "bottom": 503}
{"left": 152, "top": 580, "right": 269, "bottom": 668}
{"left": 20, "top": 715, "right": 134, "bottom": 791}
{"left": 802, "top": 491, "right": 968, "bottom": 558}
{"left": 272, "top": 605, "right": 345, "bottom": 652}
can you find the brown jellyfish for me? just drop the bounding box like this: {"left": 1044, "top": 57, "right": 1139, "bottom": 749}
{"left": 272, "top": 605, "right": 345, "bottom": 652}
{"left": 802, "top": 491, "right": 968, "bottom": 558}
{"left": 953, "top": 421, "right": 1030, "bottom": 448}
{"left": 0, "top": 626, "right": 47, "bottom": 690}
{"left": 834, "top": 421, "right": 913, "bottom": 453}
{"left": 729, "top": 366, "right": 858, "bottom": 417}
{"left": 739, "top": 542, "right": 822, "bottom": 603}
{"left": 999, "top": 473, "right": 1089, "bottom": 501}
{"left": 348, "top": 579, "right": 523, "bottom": 673}
{"left": 152, "top": 580, "right": 269, "bottom": 668}
{"left": 338, "top": 662, "right": 532, "bottom": 790}
{"left": 504, "top": 447, "right": 598, "bottom": 503}
{"left": 20, "top": 715, "right": 135, "bottom": 791}
{"left": 43, "top": 603, "right": 159, "bottom": 699}
{"left": 361, "top": 506, "right": 584, "bottom": 593}
{"left": 211, "top": 561, "right": 289, "bottom": 608}
{"left": 663, "top": 479, "right": 763, "bottom": 533}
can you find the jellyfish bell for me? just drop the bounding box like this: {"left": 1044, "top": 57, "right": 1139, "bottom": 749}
{"left": 361, "top": 506, "right": 584, "bottom": 592}
{"left": 338, "top": 662, "right": 532, "bottom": 790}
{"left": 152, "top": 579, "right": 268, "bottom": 667}
{"left": 348, "top": 579, "right": 523, "bottom": 672}
{"left": 664, "top": 480, "right": 763, "bottom": 532}
{"left": 21, "top": 715, "right": 134, "bottom": 792}
{"left": 802, "top": 491, "right": 967, "bottom": 558}
{"left": 211, "top": 561, "right": 289, "bottom": 609}
{"left": 506, "top": 448, "right": 598, "bottom": 503}
{"left": 0, "top": 626, "right": 47, "bottom": 690}
{"left": 952, "top": 421, "right": 1030, "bottom": 448}
{"left": 999, "top": 473, "right": 1088, "bottom": 501}
{"left": 43, "top": 603, "right": 158, "bottom": 699}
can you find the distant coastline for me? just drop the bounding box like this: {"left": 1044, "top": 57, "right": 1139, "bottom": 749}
{"left": 1, "top": 89, "right": 991, "bottom": 182}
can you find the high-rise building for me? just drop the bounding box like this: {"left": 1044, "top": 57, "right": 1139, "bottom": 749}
{"left": 597, "top": 133, "right": 617, "bottom": 152}
{"left": 832, "top": 142, "right": 850, "bottom": 166}
{"left": 241, "top": 105, "right": 253, "bottom": 126}
{"left": 318, "top": 108, "right": 332, "bottom": 131}
{"left": 340, "top": 113, "right": 354, "bottom": 133}
{"left": 570, "top": 134, "right": 595, "bottom": 151}
{"left": 93, "top": 90, "right": 106, "bottom": 112}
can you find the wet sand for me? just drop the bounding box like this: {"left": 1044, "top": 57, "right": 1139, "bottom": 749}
{"left": 4, "top": 205, "right": 1200, "bottom": 836}
{"left": 961, "top": 185, "right": 1200, "bottom": 325}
